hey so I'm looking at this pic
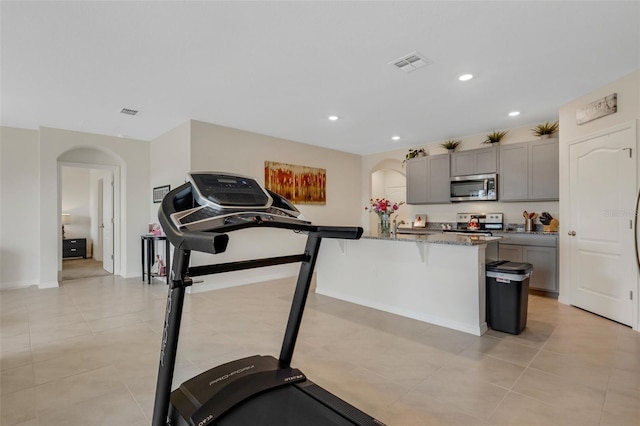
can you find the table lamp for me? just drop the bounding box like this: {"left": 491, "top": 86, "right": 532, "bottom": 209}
{"left": 62, "top": 214, "right": 71, "bottom": 239}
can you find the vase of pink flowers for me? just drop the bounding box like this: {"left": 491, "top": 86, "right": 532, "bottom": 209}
{"left": 366, "top": 198, "right": 404, "bottom": 237}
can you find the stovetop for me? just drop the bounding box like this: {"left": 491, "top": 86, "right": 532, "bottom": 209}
{"left": 453, "top": 212, "right": 504, "bottom": 233}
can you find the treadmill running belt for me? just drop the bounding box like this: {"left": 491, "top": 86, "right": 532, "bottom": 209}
{"left": 216, "top": 386, "right": 356, "bottom": 425}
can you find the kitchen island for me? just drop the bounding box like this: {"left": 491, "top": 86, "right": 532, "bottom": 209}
{"left": 315, "top": 232, "right": 501, "bottom": 336}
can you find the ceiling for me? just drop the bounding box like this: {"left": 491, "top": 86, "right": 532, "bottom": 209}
{"left": 2, "top": 1, "right": 639, "bottom": 155}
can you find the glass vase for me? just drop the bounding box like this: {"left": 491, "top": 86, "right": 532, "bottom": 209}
{"left": 378, "top": 214, "right": 391, "bottom": 237}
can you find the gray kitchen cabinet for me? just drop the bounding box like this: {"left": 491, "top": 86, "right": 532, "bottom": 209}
{"left": 499, "top": 144, "right": 528, "bottom": 201}
{"left": 406, "top": 156, "right": 428, "bottom": 204}
{"left": 523, "top": 245, "right": 557, "bottom": 293}
{"left": 427, "top": 153, "right": 451, "bottom": 203}
{"left": 529, "top": 139, "right": 559, "bottom": 200}
{"left": 497, "top": 244, "right": 523, "bottom": 262}
{"left": 450, "top": 146, "right": 497, "bottom": 176}
{"left": 499, "top": 138, "right": 559, "bottom": 201}
{"left": 406, "top": 154, "right": 450, "bottom": 204}
{"left": 497, "top": 233, "right": 558, "bottom": 295}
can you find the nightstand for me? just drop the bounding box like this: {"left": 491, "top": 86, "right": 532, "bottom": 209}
{"left": 63, "top": 238, "right": 87, "bottom": 259}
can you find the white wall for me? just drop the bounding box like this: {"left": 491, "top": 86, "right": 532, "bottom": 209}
{"left": 558, "top": 69, "right": 640, "bottom": 328}
{"left": 361, "top": 123, "right": 561, "bottom": 230}
{"left": 0, "top": 127, "right": 40, "bottom": 289}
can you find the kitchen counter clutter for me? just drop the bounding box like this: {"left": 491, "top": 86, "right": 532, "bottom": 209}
{"left": 363, "top": 231, "right": 502, "bottom": 245}
{"left": 316, "top": 232, "right": 499, "bottom": 336}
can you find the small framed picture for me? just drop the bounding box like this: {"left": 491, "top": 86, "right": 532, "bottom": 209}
{"left": 153, "top": 185, "right": 170, "bottom": 203}
{"left": 413, "top": 214, "right": 427, "bottom": 227}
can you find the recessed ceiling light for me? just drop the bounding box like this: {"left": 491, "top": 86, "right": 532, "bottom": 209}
{"left": 392, "top": 136, "right": 400, "bottom": 141}
{"left": 458, "top": 74, "right": 473, "bottom": 81}
{"left": 508, "top": 111, "right": 521, "bottom": 117}
{"left": 328, "top": 115, "right": 339, "bottom": 121}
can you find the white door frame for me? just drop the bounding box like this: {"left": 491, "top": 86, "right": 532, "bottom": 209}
{"left": 560, "top": 120, "right": 639, "bottom": 332}
{"left": 57, "top": 161, "right": 121, "bottom": 277}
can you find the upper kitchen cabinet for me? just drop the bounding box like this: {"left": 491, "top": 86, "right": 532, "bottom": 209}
{"left": 499, "top": 138, "right": 559, "bottom": 201}
{"left": 450, "top": 146, "right": 498, "bottom": 176}
{"left": 406, "top": 156, "right": 428, "bottom": 204}
{"left": 406, "top": 154, "right": 450, "bottom": 204}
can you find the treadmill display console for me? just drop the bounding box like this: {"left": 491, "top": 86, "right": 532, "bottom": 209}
{"left": 172, "top": 173, "right": 309, "bottom": 231}
{"left": 189, "top": 173, "right": 272, "bottom": 209}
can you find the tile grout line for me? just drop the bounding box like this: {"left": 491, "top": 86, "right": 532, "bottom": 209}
{"left": 124, "top": 381, "right": 152, "bottom": 425}
{"left": 485, "top": 325, "right": 552, "bottom": 422}
{"left": 597, "top": 331, "right": 621, "bottom": 426}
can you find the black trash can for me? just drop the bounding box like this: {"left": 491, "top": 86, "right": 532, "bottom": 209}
{"left": 485, "top": 261, "right": 533, "bottom": 335}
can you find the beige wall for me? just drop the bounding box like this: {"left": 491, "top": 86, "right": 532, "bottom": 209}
{"left": 180, "top": 120, "right": 363, "bottom": 292}
{"left": 190, "top": 120, "right": 362, "bottom": 226}
{"left": 38, "top": 127, "right": 149, "bottom": 286}
{"left": 149, "top": 120, "right": 191, "bottom": 223}
{"left": 1, "top": 127, "right": 40, "bottom": 288}
{"left": 559, "top": 71, "right": 640, "bottom": 143}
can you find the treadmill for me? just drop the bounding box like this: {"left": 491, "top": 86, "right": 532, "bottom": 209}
{"left": 151, "top": 172, "right": 385, "bottom": 426}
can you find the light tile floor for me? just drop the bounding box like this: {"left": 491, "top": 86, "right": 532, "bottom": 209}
{"left": 1, "top": 275, "right": 639, "bottom": 425}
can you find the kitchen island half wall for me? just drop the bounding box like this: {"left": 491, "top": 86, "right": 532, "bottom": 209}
{"left": 315, "top": 233, "right": 500, "bottom": 336}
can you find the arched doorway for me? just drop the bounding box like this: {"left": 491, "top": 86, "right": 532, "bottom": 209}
{"left": 57, "top": 147, "right": 122, "bottom": 282}
{"left": 369, "top": 159, "right": 407, "bottom": 231}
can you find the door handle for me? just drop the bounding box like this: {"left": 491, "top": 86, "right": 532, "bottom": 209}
{"left": 568, "top": 231, "right": 576, "bottom": 236}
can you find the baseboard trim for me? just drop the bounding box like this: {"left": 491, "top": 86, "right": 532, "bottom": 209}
{"left": 0, "top": 280, "right": 38, "bottom": 291}
{"left": 316, "top": 287, "right": 487, "bottom": 336}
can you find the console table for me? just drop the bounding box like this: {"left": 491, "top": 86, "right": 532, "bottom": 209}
{"left": 63, "top": 238, "right": 87, "bottom": 259}
{"left": 141, "top": 235, "right": 170, "bottom": 284}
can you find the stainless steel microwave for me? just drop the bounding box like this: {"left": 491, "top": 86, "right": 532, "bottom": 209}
{"left": 450, "top": 173, "right": 498, "bottom": 202}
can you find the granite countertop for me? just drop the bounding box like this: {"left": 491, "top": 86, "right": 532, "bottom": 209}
{"left": 493, "top": 229, "right": 559, "bottom": 236}
{"left": 362, "top": 232, "right": 502, "bottom": 246}
{"left": 398, "top": 225, "right": 559, "bottom": 237}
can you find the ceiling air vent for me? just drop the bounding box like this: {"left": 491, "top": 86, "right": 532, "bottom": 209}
{"left": 390, "top": 52, "right": 433, "bottom": 73}
{"left": 120, "top": 108, "right": 139, "bottom": 116}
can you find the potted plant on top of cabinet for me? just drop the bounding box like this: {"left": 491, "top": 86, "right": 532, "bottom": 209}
{"left": 483, "top": 130, "right": 508, "bottom": 145}
{"left": 403, "top": 148, "right": 426, "bottom": 166}
{"left": 440, "top": 139, "right": 461, "bottom": 153}
{"left": 531, "top": 121, "right": 559, "bottom": 139}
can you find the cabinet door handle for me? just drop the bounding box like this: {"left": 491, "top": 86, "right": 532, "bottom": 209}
{"left": 70, "top": 249, "right": 76, "bottom": 252}
{"left": 567, "top": 231, "right": 576, "bottom": 236}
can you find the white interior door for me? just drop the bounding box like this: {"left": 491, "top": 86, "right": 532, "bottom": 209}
{"left": 568, "top": 126, "right": 636, "bottom": 325}
{"left": 96, "top": 179, "right": 104, "bottom": 261}
{"left": 102, "top": 173, "right": 114, "bottom": 273}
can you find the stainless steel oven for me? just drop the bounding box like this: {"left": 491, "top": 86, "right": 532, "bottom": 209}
{"left": 450, "top": 173, "right": 497, "bottom": 202}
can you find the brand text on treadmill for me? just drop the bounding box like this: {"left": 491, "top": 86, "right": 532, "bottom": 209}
{"left": 209, "top": 365, "right": 255, "bottom": 386}
{"left": 198, "top": 414, "right": 213, "bottom": 426}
